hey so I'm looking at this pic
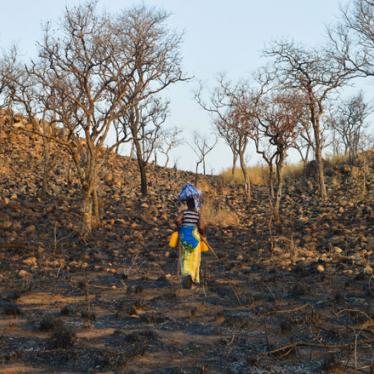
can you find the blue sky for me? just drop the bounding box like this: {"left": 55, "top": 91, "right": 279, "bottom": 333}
{"left": 2, "top": 0, "right": 370, "bottom": 172}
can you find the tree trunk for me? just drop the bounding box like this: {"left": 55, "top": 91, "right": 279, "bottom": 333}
{"left": 41, "top": 135, "right": 50, "bottom": 196}
{"left": 313, "top": 115, "right": 327, "bottom": 200}
{"left": 231, "top": 152, "right": 237, "bottom": 177}
{"left": 303, "top": 144, "right": 310, "bottom": 176}
{"left": 273, "top": 153, "right": 285, "bottom": 222}
{"left": 80, "top": 144, "right": 98, "bottom": 236}
{"left": 114, "top": 142, "right": 120, "bottom": 155}
{"left": 82, "top": 184, "right": 93, "bottom": 237}
{"left": 133, "top": 137, "right": 148, "bottom": 195}
{"left": 92, "top": 185, "right": 100, "bottom": 226}
{"left": 310, "top": 104, "right": 327, "bottom": 200}
{"left": 130, "top": 141, "right": 135, "bottom": 159}
{"left": 268, "top": 163, "right": 275, "bottom": 200}
{"left": 164, "top": 154, "right": 170, "bottom": 168}
{"left": 239, "top": 151, "right": 251, "bottom": 200}
{"left": 203, "top": 158, "right": 206, "bottom": 176}
{"left": 139, "top": 160, "right": 147, "bottom": 195}
{"left": 195, "top": 160, "right": 202, "bottom": 185}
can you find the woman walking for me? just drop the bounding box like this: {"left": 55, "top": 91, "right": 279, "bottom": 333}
{"left": 175, "top": 184, "right": 207, "bottom": 289}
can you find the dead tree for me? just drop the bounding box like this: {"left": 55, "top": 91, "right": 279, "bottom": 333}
{"left": 0, "top": 50, "right": 16, "bottom": 109}
{"left": 214, "top": 115, "right": 239, "bottom": 177}
{"left": 190, "top": 132, "right": 217, "bottom": 177}
{"left": 118, "top": 97, "right": 168, "bottom": 195}
{"left": 4, "top": 3, "right": 177, "bottom": 235}
{"left": 195, "top": 77, "right": 256, "bottom": 198}
{"left": 3, "top": 55, "right": 64, "bottom": 196}
{"left": 291, "top": 125, "right": 313, "bottom": 169}
{"left": 264, "top": 41, "right": 354, "bottom": 200}
{"left": 329, "top": 0, "right": 374, "bottom": 78}
{"left": 114, "top": 5, "right": 187, "bottom": 195}
{"left": 327, "top": 92, "right": 371, "bottom": 163}
{"left": 255, "top": 91, "right": 304, "bottom": 221}
{"left": 156, "top": 126, "right": 183, "bottom": 168}
{"left": 28, "top": 3, "right": 135, "bottom": 236}
{"left": 4, "top": 3, "right": 186, "bottom": 235}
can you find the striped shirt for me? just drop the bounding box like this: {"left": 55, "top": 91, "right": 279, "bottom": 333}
{"left": 182, "top": 209, "right": 200, "bottom": 225}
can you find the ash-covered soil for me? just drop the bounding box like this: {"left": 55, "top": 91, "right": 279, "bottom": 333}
{"left": 1, "top": 191, "right": 373, "bottom": 373}
{"left": 0, "top": 121, "right": 373, "bottom": 373}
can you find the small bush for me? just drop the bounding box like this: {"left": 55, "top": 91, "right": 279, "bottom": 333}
{"left": 197, "top": 179, "right": 210, "bottom": 193}
{"left": 202, "top": 200, "right": 239, "bottom": 226}
{"left": 220, "top": 165, "right": 267, "bottom": 186}
{"left": 283, "top": 162, "right": 304, "bottom": 181}
{"left": 220, "top": 163, "right": 305, "bottom": 185}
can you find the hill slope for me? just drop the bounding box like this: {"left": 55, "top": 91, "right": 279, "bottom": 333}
{"left": 0, "top": 118, "right": 373, "bottom": 373}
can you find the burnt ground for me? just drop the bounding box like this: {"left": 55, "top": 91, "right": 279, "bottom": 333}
{"left": 0, "top": 125, "right": 373, "bottom": 373}
{"left": 0, "top": 192, "right": 373, "bottom": 374}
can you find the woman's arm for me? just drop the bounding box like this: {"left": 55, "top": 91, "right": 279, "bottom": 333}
{"left": 175, "top": 211, "right": 183, "bottom": 228}
{"left": 198, "top": 212, "right": 207, "bottom": 236}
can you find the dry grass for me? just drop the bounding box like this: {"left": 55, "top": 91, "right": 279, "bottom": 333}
{"left": 201, "top": 199, "right": 239, "bottom": 227}
{"left": 282, "top": 162, "right": 304, "bottom": 182}
{"left": 219, "top": 155, "right": 352, "bottom": 185}
{"left": 197, "top": 179, "right": 210, "bottom": 193}
{"left": 220, "top": 163, "right": 304, "bottom": 185}
{"left": 220, "top": 165, "right": 267, "bottom": 186}
{"left": 326, "top": 153, "right": 349, "bottom": 165}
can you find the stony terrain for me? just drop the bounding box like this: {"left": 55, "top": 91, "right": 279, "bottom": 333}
{"left": 0, "top": 116, "right": 373, "bottom": 373}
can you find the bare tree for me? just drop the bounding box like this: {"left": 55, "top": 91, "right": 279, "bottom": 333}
{"left": 3, "top": 2, "right": 186, "bottom": 236}
{"left": 254, "top": 90, "right": 304, "bottom": 221}
{"left": 329, "top": 0, "right": 374, "bottom": 77}
{"left": 327, "top": 92, "right": 371, "bottom": 163}
{"left": 214, "top": 115, "right": 239, "bottom": 177}
{"left": 264, "top": 41, "right": 353, "bottom": 200}
{"left": 0, "top": 48, "right": 20, "bottom": 111}
{"left": 195, "top": 77, "right": 256, "bottom": 198}
{"left": 113, "top": 5, "right": 187, "bottom": 195}
{"left": 0, "top": 49, "right": 65, "bottom": 196}
{"left": 190, "top": 132, "right": 217, "bottom": 177}
{"left": 156, "top": 126, "right": 183, "bottom": 167}
{"left": 27, "top": 3, "right": 135, "bottom": 236}
{"left": 118, "top": 97, "right": 168, "bottom": 195}
{"left": 291, "top": 120, "right": 314, "bottom": 169}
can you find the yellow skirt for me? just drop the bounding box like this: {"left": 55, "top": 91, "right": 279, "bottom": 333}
{"left": 178, "top": 225, "right": 202, "bottom": 283}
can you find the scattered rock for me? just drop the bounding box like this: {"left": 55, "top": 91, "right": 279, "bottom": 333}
{"left": 22, "top": 256, "right": 37, "bottom": 267}
{"left": 317, "top": 264, "right": 325, "bottom": 273}
{"left": 334, "top": 246, "right": 343, "bottom": 254}
{"left": 24, "top": 225, "right": 36, "bottom": 234}
{"left": 364, "top": 264, "right": 373, "bottom": 275}
{"left": 18, "top": 269, "right": 31, "bottom": 278}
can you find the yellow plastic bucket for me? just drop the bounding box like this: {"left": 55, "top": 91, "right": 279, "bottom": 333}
{"left": 169, "top": 231, "right": 179, "bottom": 248}
{"left": 200, "top": 239, "right": 209, "bottom": 253}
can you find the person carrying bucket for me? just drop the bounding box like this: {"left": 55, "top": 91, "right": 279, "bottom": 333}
{"left": 170, "top": 183, "right": 208, "bottom": 289}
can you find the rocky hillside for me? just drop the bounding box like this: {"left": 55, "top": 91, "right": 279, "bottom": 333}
{"left": 0, "top": 115, "right": 373, "bottom": 373}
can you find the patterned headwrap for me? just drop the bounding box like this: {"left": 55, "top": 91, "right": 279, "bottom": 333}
{"left": 177, "top": 183, "right": 201, "bottom": 210}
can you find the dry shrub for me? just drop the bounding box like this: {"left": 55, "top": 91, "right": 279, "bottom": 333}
{"left": 220, "top": 165, "right": 267, "bottom": 186}
{"left": 197, "top": 179, "right": 210, "bottom": 193}
{"left": 331, "top": 175, "right": 341, "bottom": 188}
{"left": 283, "top": 162, "right": 304, "bottom": 182}
{"left": 350, "top": 166, "right": 360, "bottom": 178}
{"left": 221, "top": 163, "right": 305, "bottom": 185}
{"left": 326, "top": 153, "right": 349, "bottom": 166}
{"left": 0, "top": 165, "right": 10, "bottom": 175}
{"left": 202, "top": 199, "right": 239, "bottom": 226}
